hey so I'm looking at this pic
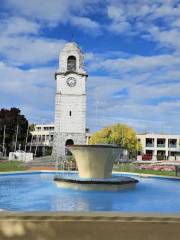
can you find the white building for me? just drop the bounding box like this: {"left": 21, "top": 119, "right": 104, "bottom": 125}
{"left": 30, "top": 123, "right": 90, "bottom": 156}
{"left": 30, "top": 124, "right": 54, "bottom": 147}
{"left": 53, "top": 42, "right": 88, "bottom": 157}
{"left": 137, "top": 133, "right": 180, "bottom": 161}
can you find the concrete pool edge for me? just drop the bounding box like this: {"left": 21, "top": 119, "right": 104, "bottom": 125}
{"left": 1, "top": 210, "right": 180, "bottom": 219}
{"left": 0, "top": 170, "right": 179, "bottom": 180}
{"left": 0, "top": 211, "right": 180, "bottom": 221}
{"left": 0, "top": 212, "right": 180, "bottom": 240}
{"left": 114, "top": 171, "right": 180, "bottom": 180}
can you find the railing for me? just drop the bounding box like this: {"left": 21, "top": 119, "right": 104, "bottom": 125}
{"left": 157, "top": 144, "right": 165, "bottom": 148}
{"left": 28, "top": 141, "right": 53, "bottom": 146}
{"left": 168, "top": 144, "right": 177, "bottom": 148}
{"left": 146, "top": 143, "right": 154, "bottom": 147}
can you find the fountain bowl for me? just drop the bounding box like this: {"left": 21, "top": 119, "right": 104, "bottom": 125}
{"left": 66, "top": 144, "right": 120, "bottom": 179}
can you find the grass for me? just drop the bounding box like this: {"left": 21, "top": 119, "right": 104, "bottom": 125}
{"left": 113, "top": 163, "right": 176, "bottom": 177}
{"left": 0, "top": 160, "right": 177, "bottom": 177}
{"left": 0, "top": 161, "right": 29, "bottom": 172}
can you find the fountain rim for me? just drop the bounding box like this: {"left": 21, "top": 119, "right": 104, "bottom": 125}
{"left": 66, "top": 144, "right": 120, "bottom": 149}
{"left": 54, "top": 175, "right": 138, "bottom": 185}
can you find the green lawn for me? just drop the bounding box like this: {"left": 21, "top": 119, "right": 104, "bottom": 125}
{"left": 0, "top": 161, "right": 29, "bottom": 172}
{"left": 0, "top": 161, "right": 177, "bottom": 177}
{"left": 113, "top": 164, "right": 176, "bottom": 177}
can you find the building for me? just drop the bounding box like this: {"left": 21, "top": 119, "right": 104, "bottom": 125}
{"left": 30, "top": 123, "right": 90, "bottom": 156}
{"left": 30, "top": 124, "right": 54, "bottom": 156}
{"left": 30, "top": 124, "right": 54, "bottom": 147}
{"left": 53, "top": 42, "right": 88, "bottom": 157}
{"left": 137, "top": 133, "right": 180, "bottom": 161}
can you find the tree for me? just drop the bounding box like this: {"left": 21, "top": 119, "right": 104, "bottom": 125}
{"left": 0, "top": 108, "right": 30, "bottom": 154}
{"left": 89, "top": 123, "right": 141, "bottom": 158}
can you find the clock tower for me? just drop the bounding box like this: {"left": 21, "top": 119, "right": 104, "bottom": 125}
{"left": 53, "top": 42, "right": 88, "bottom": 157}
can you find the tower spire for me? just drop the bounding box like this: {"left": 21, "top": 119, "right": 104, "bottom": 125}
{"left": 71, "top": 32, "right": 75, "bottom": 42}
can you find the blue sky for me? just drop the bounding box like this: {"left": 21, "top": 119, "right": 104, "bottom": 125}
{"left": 0, "top": 0, "right": 180, "bottom": 134}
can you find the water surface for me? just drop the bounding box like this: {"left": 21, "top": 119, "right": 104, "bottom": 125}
{"left": 0, "top": 172, "right": 179, "bottom": 213}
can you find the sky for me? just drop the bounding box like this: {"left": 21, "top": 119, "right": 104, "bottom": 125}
{"left": 0, "top": 0, "right": 180, "bottom": 134}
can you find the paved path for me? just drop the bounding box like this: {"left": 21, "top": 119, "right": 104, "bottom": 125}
{"left": 25, "top": 156, "right": 57, "bottom": 170}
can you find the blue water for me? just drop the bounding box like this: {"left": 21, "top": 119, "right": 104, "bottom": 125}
{"left": 0, "top": 172, "right": 179, "bottom": 213}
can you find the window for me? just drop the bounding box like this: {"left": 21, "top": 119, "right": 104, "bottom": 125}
{"left": 157, "top": 138, "right": 166, "bottom": 148}
{"left": 67, "top": 56, "right": 76, "bottom": 71}
{"left": 168, "top": 139, "right": 177, "bottom": 148}
{"left": 146, "top": 138, "right": 154, "bottom": 147}
{"left": 33, "top": 135, "right": 37, "bottom": 141}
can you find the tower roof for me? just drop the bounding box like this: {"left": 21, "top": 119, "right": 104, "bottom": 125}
{"left": 62, "top": 42, "right": 80, "bottom": 52}
{"left": 58, "top": 41, "right": 87, "bottom": 76}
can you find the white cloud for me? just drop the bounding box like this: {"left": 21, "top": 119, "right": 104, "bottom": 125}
{"left": 106, "top": 1, "right": 180, "bottom": 51}
{"left": 0, "top": 0, "right": 101, "bottom": 70}
{"left": 70, "top": 16, "right": 100, "bottom": 33}
{"left": 149, "top": 26, "right": 180, "bottom": 50}
{"left": 107, "top": 5, "right": 131, "bottom": 34}
{"left": 108, "top": 21, "right": 130, "bottom": 34}
{"left": 153, "top": 3, "right": 180, "bottom": 18}
{"left": 5, "top": 0, "right": 101, "bottom": 31}
{"left": 172, "top": 18, "right": 180, "bottom": 28}
{"left": 0, "top": 14, "right": 67, "bottom": 66}
{"left": 87, "top": 53, "right": 180, "bottom": 75}
{"left": 107, "top": 6, "right": 125, "bottom": 22}
{"left": 0, "top": 36, "right": 66, "bottom": 66}
{"left": 0, "top": 17, "right": 40, "bottom": 35}
{"left": 0, "top": 62, "right": 55, "bottom": 123}
{"left": 6, "top": 0, "right": 77, "bottom": 22}
{"left": 86, "top": 48, "right": 180, "bottom": 133}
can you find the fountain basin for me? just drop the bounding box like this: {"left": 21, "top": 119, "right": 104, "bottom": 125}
{"left": 54, "top": 174, "right": 138, "bottom": 191}
{"left": 66, "top": 144, "right": 120, "bottom": 179}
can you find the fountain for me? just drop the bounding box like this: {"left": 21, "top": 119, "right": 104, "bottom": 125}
{"left": 54, "top": 144, "right": 138, "bottom": 191}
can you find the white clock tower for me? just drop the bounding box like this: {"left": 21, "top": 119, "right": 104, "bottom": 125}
{"left": 53, "top": 42, "right": 88, "bottom": 157}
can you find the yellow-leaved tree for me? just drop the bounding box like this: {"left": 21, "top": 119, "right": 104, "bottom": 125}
{"left": 89, "top": 123, "right": 141, "bottom": 158}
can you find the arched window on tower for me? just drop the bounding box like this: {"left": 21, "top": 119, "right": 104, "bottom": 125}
{"left": 67, "top": 56, "right": 76, "bottom": 71}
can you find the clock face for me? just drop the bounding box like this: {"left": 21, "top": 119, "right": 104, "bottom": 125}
{"left": 66, "top": 77, "right": 76, "bottom": 87}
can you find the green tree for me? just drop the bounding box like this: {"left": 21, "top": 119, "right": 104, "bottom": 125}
{"left": 89, "top": 123, "right": 141, "bottom": 158}
{"left": 0, "top": 108, "right": 30, "bottom": 154}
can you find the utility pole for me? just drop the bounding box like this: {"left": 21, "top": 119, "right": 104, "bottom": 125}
{"left": 2, "top": 125, "right": 6, "bottom": 156}
{"left": 121, "top": 128, "right": 124, "bottom": 148}
{"left": 29, "top": 134, "right": 33, "bottom": 153}
{"left": 14, "top": 125, "right": 19, "bottom": 152}
{"left": 34, "top": 135, "right": 39, "bottom": 157}
{"left": 24, "top": 124, "right": 29, "bottom": 153}
{"left": 95, "top": 100, "right": 100, "bottom": 129}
